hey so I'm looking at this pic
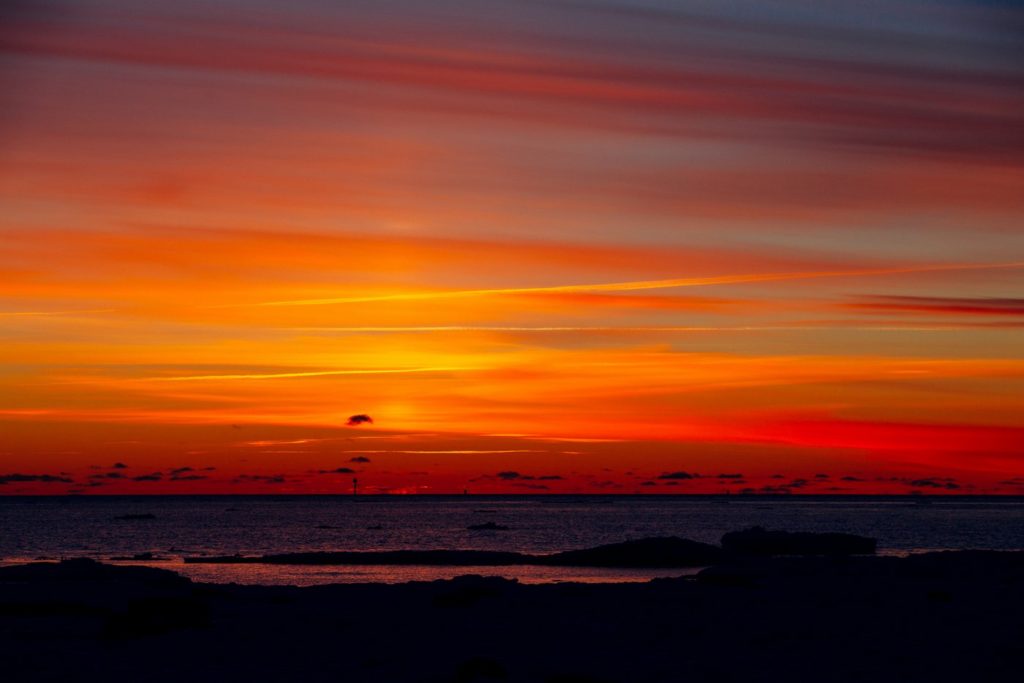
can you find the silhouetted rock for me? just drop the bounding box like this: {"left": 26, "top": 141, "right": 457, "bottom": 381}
{"left": 0, "top": 558, "right": 188, "bottom": 586}
{"left": 696, "top": 550, "right": 1024, "bottom": 591}
{"left": 467, "top": 522, "right": 510, "bottom": 531}
{"left": 3, "top": 552, "right": 1024, "bottom": 682}
{"left": 0, "top": 601, "right": 104, "bottom": 618}
{"left": 898, "top": 549, "right": 1024, "bottom": 580}
{"left": 694, "top": 563, "right": 763, "bottom": 587}
{"left": 453, "top": 656, "right": 508, "bottom": 681}
{"left": 545, "top": 537, "right": 723, "bottom": 567}
{"left": 545, "top": 675, "right": 616, "bottom": 683}
{"left": 432, "top": 575, "right": 517, "bottom": 607}
{"left": 721, "top": 526, "right": 877, "bottom": 556}
{"left": 104, "top": 596, "right": 210, "bottom": 637}
{"left": 114, "top": 513, "right": 157, "bottom": 521}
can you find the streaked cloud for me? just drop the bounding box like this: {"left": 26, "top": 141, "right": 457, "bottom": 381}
{"left": 250, "top": 261, "right": 1024, "bottom": 308}
{"left": 146, "top": 366, "right": 478, "bottom": 382}
{"left": 846, "top": 296, "right": 1024, "bottom": 317}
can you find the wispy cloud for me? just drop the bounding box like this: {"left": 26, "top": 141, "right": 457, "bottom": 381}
{"left": 250, "top": 261, "right": 1024, "bottom": 307}
{"left": 0, "top": 473, "right": 73, "bottom": 485}
{"left": 146, "top": 366, "right": 478, "bottom": 381}
{"left": 846, "top": 296, "right": 1024, "bottom": 317}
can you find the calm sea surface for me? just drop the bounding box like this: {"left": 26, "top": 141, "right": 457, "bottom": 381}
{"left": 2, "top": 495, "right": 1022, "bottom": 585}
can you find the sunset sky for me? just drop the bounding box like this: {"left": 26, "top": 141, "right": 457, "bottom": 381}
{"left": 2, "top": 0, "right": 1023, "bottom": 494}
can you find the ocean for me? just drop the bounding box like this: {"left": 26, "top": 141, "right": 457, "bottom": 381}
{"left": 2, "top": 495, "right": 1022, "bottom": 585}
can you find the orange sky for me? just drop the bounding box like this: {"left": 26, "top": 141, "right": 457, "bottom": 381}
{"left": 1, "top": 0, "right": 1023, "bottom": 494}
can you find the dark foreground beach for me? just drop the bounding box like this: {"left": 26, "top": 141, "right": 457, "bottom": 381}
{"left": 2, "top": 536, "right": 1022, "bottom": 683}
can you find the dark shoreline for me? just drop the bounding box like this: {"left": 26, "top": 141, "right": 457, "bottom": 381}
{"left": 3, "top": 542, "right": 1022, "bottom": 682}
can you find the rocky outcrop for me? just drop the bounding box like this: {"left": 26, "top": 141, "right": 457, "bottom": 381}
{"left": 721, "top": 526, "right": 877, "bottom": 556}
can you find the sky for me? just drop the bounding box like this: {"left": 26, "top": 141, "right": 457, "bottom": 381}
{"left": 1, "top": 0, "right": 1023, "bottom": 495}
